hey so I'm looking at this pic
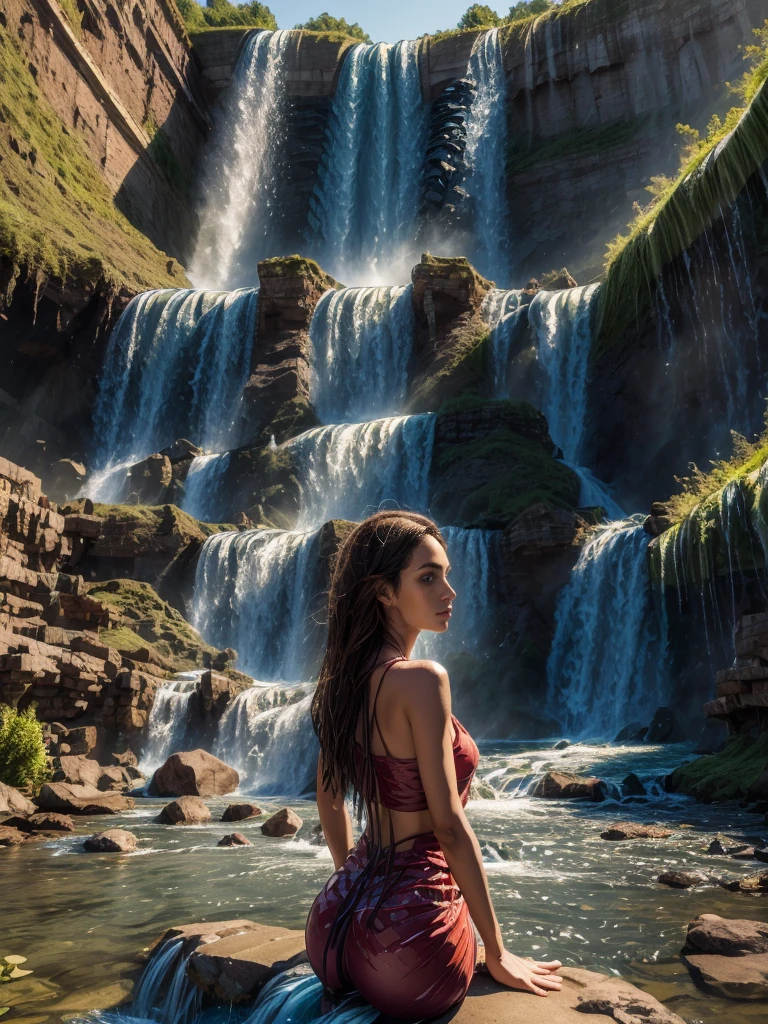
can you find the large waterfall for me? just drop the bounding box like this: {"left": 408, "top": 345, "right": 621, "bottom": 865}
{"left": 309, "top": 285, "right": 415, "bottom": 422}
{"left": 307, "top": 40, "right": 427, "bottom": 281}
{"left": 189, "top": 30, "right": 292, "bottom": 289}
{"left": 89, "top": 287, "right": 258, "bottom": 497}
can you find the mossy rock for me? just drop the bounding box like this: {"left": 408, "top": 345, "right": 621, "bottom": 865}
{"left": 665, "top": 733, "right": 768, "bottom": 802}
{"left": 86, "top": 503, "right": 234, "bottom": 557}
{"left": 256, "top": 396, "right": 321, "bottom": 447}
{"left": 226, "top": 442, "right": 301, "bottom": 529}
{"left": 407, "top": 314, "right": 490, "bottom": 413}
{"left": 90, "top": 579, "right": 220, "bottom": 671}
{"left": 258, "top": 254, "right": 342, "bottom": 290}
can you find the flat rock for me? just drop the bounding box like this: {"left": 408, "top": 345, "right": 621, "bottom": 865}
{"left": 83, "top": 829, "right": 137, "bottom": 852}
{"left": 156, "top": 795, "right": 211, "bottom": 825}
{"left": 149, "top": 749, "right": 239, "bottom": 798}
{"left": 217, "top": 832, "right": 251, "bottom": 847}
{"left": 222, "top": 802, "right": 262, "bottom": 822}
{"left": 707, "top": 833, "right": 752, "bottom": 856}
{"left": 657, "top": 869, "right": 712, "bottom": 888}
{"left": 3, "top": 811, "right": 75, "bottom": 833}
{"left": 260, "top": 807, "right": 302, "bottom": 837}
{"left": 186, "top": 925, "right": 311, "bottom": 1003}
{"left": 150, "top": 920, "right": 264, "bottom": 959}
{"left": 682, "top": 914, "right": 768, "bottom": 955}
{"left": 0, "top": 780, "right": 36, "bottom": 817}
{"left": 601, "top": 822, "right": 673, "bottom": 841}
{"left": 683, "top": 952, "right": 768, "bottom": 1000}
{"left": 36, "top": 783, "right": 135, "bottom": 815}
{"left": 531, "top": 771, "right": 605, "bottom": 801}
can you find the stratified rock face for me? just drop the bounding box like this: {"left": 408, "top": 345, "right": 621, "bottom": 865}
{"left": 36, "top": 782, "right": 135, "bottom": 815}
{"left": 0, "top": 781, "right": 37, "bottom": 818}
{"left": 156, "top": 796, "right": 211, "bottom": 825}
{"left": 260, "top": 807, "right": 303, "bottom": 837}
{"left": 149, "top": 750, "right": 239, "bottom": 798}
{"left": 531, "top": 771, "right": 605, "bottom": 801}
{"left": 83, "top": 828, "right": 138, "bottom": 853}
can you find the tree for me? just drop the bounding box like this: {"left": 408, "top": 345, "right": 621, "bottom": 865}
{"left": 0, "top": 705, "right": 49, "bottom": 790}
{"left": 458, "top": 5, "right": 502, "bottom": 29}
{"left": 176, "top": 0, "right": 277, "bottom": 31}
{"left": 295, "top": 13, "right": 372, "bottom": 43}
{"left": 507, "top": 0, "right": 553, "bottom": 22}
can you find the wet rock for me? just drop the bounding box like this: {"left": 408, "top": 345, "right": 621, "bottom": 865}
{"left": 683, "top": 914, "right": 768, "bottom": 956}
{"left": 149, "top": 920, "right": 264, "bottom": 960}
{"left": 729, "top": 871, "right": 768, "bottom": 893}
{"left": 309, "top": 823, "right": 326, "bottom": 847}
{"left": 149, "top": 749, "right": 239, "bottom": 798}
{"left": 0, "top": 825, "right": 30, "bottom": 846}
{"left": 156, "top": 796, "right": 211, "bottom": 825}
{"left": 217, "top": 832, "right": 251, "bottom": 847}
{"left": 7, "top": 811, "right": 75, "bottom": 833}
{"left": 693, "top": 719, "right": 728, "bottom": 754}
{"left": 621, "top": 772, "right": 646, "bottom": 796}
{"left": 601, "top": 822, "right": 673, "bottom": 841}
{"left": 707, "top": 833, "right": 751, "bottom": 856}
{"left": 36, "top": 782, "right": 135, "bottom": 815}
{"left": 531, "top": 770, "right": 606, "bottom": 801}
{"left": 553, "top": 739, "right": 570, "bottom": 749}
{"left": 0, "top": 781, "right": 36, "bottom": 817}
{"left": 186, "top": 923, "right": 307, "bottom": 1002}
{"left": 260, "top": 807, "right": 302, "bottom": 837}
{"left": 683, "top": 952, "right": 768, "bottom": 1000}
{"left": 125, "top": 453, "right": 173, "bottom": 504}
{"left": 658, "top": 869, "right": 713, "bottom": 888}
{"left": 646, "top": 705, "right": 680, "bottom": 743}
{"left": 159, "top": 439, "right": 203, "bottom": 463}
{"left": 614, "top": 722, "right": 644, "bottom": 741}
{"left": 539, "top": 268, "right": 578, "bottom": 291}
{"left": 221, "top": 803, "right": 262, "bottom": 822}
{"left": 83, "top": 828, "right": 137, "bottom": 852}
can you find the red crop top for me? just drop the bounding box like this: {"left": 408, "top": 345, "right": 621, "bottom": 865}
{"left": 352, "top": 658, "right": 480, "bottom": 813}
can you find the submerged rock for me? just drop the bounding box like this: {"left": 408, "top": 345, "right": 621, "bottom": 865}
{"left": 260, "top": 807, "right": 302, "bottom": 837}
{"left": 83, "top": 828, "right": 137, "bottom": 852}
{"left": 683, "top": 952, "right": 768, "bottom": 1000}
{"left": 222, "top": 803, "right": 262, "bottom": 822}
{"left": 156, "top": 796, "right": 211, "bottom": 825}
{"left": 658, "top": 870, "right": 713, "bottom": 889}
{"left": 601, "top": 822, "right": 673, "bottom": 841}
{"left": 217, "top": 833, "right": 251, "bottom": 847}
{"left": 531, "top": 771, "right": 605, "bottom": 801}
{"left": 149, "top": 749, "right": 239, "bottom": 798}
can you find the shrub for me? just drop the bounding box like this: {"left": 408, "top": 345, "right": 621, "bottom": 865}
{"left": 295, "top": 13, "right": 371, "bottom": 43}
{"left": 176, "top": 0, "right": 277, "bottom": 31}
{"left": 0, "top": 704, "right": 50, "bottom": 790}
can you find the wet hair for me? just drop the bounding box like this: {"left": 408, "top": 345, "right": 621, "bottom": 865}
{"left": 310, "top": 510, "right": 446, "bottom": 977}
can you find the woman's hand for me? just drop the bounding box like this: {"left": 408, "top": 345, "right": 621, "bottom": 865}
{"left": 485, "top": 949, "right": 564, "bottom": 996}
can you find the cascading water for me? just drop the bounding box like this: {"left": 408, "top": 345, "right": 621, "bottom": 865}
{"left": 414, "top": 527, "right": 499, "bottom": 660}
{"left": 192, "top": 529, "right": 321, "bottom": 682}
{"left": 139, "top": 675, "right": 203, "bottom": 774}
{"left": 89, "top": 287, "right": 258, "bottom": 498}
{"left": 285, "top": 414, "right": 435, "bottom": 528}
{"left": 189, "top": 30, "right": 292, "bottom": 289}
{"left": 131, "top": 937, "right": 201, "bottom": 1024}
{"left": 481, "top": 288, "right": 527, "bottom": 398}
{"left": 180, "top": 452, "right": 231, "bottom": 522}
{"left": 307, "top": 40, "right": 427, "bottom": 281}
{"left": 464, "top": 29, "right": 511, "bottom": 284}
{"left": 309, "top": 285, "right": 415, "bottom": 422}
{"left": 546, "top": 518, "right": 667, "bottom": 741}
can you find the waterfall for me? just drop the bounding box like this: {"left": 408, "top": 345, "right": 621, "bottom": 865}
{"left": 189, "top": 30, "right": 291, "bottom": 289}
{"left": 214, "top": 691, "right": 318, "bottom": 794}
{"left": 546, "top": 519, "right": 667, "bottom": 741}
{"left": 285, "top": 414, "right": 436, "bottom": 528}
{"left": 482, "top": 288, "right": 526, "bottom": 398}
{"left": 139, "top": 675, "right": 202, "bottom": 773}
{"left": 243, "top": 964, "right": 379, "bottom": 1024}
{"left": 464, "top": 29, "right": 511, "bottom": 284}
{"left": 414, "top": 527, "right": 498, "bottom": 660}
{"left": 191, "top": 529, "right": 321, "bottom": 681}
{"left": 528, "top": 284, "right": 599, "bottom": 464}
{"left": 90, "top": 287, "right": 258, "bottom": 488}
{"left": 131, "top": 937, "right": 201, "bottom": 1024}
{"left": 307, "top": 40, "right": 427, "bottom": 282}
{"left": 309, "top": 285, "right": 415, "bottom": 423}
{"left": 181, "top": 452, "right": 230, "bottom": 522}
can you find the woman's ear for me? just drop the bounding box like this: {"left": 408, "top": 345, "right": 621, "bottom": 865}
{"left": 376, "top": 581, "right": 395, "bottom": 607}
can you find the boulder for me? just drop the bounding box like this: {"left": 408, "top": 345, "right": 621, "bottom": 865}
{"left": 221, "top": 803, "right": 262, "bottom": 823}
{"left": 553, "top": 739, "right": 570, "bottom": 750}
{"left": 682, "top": 914, "right": 768, "bottom": 956}
{"left": 658, "top": 870, "right": 713, "bottom": 889}
{"left": 261, "top": 807, "right": 302, "bottom": 837}
{"left": 186, "top": 923, "right": 308, "bottom": 1002}
{"left": 28, "top": 811, "right": 75, "bottom": 832}
{"left": 54, "top": 755, "right": 103, "bottom": 788}
{"left": 0, "top": 781, "right": 36, "bottom": 817}
{"left": 0, "top": 825, "right": 30, "bottom": 846}
{"left": 83, "top": 829, "right": 137, "bottom": 853}
{"left": 156, "top": 796, "right": 211, "bottom": 825}
{"left": 149, "top": 750, "right": 239, "bottom": 798}
{"left": 36, "top": 783, "right": 135, "bottom": 815}
{"left": 217, "top": 833, "right": 252, "bottom": 847}
{"left": 683, "top": 952, "right": 768, "bottom": 1000}
{"left": 531, "top": 771, "right": 606, "bottom": 801}
{"left": 65, "top": 725, "right": 98, "bottom": 756}
{"left": 601, "top": 822, "right": 673, "bottom": 841}
{"left": 646, "top": 705, "right": 679, "bottom": 743}
{"left": 621, "top": 773, "right": 646, "bottom": 796}
{"left": 707, "top": 833, "right": 752, "bottom": 856}
{"left": 111, "top": 749, "right": 139, "bottom": 769}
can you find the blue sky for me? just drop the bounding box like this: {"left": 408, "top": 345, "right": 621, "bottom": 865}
{"left": 260, "top": 2, "right": 474, "bottom": 43}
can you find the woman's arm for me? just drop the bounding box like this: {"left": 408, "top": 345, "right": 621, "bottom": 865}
{"left": 406, "top": 662, "right": 563, "bottom": 997}
{"left": 316, "top": 751, "right": 354, "bottom": 871}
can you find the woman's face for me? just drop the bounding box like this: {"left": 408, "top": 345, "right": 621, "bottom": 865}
{"left": 379, "top": 535, "right": 456, "bottom": 634}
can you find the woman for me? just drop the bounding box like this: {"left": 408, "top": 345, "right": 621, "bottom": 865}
{"left": 305, "top": 510, "right": 563, "bottom": 1020}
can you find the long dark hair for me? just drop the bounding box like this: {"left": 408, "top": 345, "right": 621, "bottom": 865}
{"left": 311, "top": 509, "right": 445, "bottom": 824}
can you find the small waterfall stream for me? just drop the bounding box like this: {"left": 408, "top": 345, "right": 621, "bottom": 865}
{"left": 180, "top": 452, "right": 230, "bottom": 522}
{"left": 140, "top": 674, "right": 203, "bottom": 774}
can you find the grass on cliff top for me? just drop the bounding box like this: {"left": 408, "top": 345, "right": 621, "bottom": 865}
{"left": 259, "top": 253, "right": 343, "bottom": 288}
{"left": 0, "top": 25, "right": 186, "bottom": 292}
{"left": 90, "top": 503, "right": 234, "bottom": 547}
{"left": 594, "top": 21, "right": 768, "bottom": 355}
{"left": 666, "top": 733, "right": 768, "bottom": 802}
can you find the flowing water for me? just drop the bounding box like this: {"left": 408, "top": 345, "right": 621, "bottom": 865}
{"left": 309, "top": 285, "right": 415, "bottom": 423}
{"left": 307, "top": 40, "right": 427, "bottom": 282}
{"left": 189, "top": 31, "right": 292, "bottom": 289}
{"left": 180, "top": 453, "right": 231, "bottom": 522}
{"left": 89, "top": 288, "right": 258, "bottom": 496}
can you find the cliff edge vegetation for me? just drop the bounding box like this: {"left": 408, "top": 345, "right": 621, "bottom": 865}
{"left": 0, "top": 24, "right": 185, "bottom": 297}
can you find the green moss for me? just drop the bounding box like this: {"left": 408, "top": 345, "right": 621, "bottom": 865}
{"left": 58, "top": 0, "right": 84, "bottom": 37}
{"left": 90, "top": 503, "right": 234, "bottom": 551}
{"left": 258, "top": 396, "right": 321, "bottom": 446}
{"left": 144, "top": 113, "right": 190, "bottom": 197}
{"left": 408, "top": 315, "right": 490, "bottom": 412}
{"left": 90, "top": 579, "right": 219, "bottom": 670}
{"left": 666, "top": 733, "right": 768, "bottom": 801}
{"left": 258, "top": 254, "right": 342, "bottom": 289}
{"left": 0, "top": 26, "right": 186, "bottom": 292}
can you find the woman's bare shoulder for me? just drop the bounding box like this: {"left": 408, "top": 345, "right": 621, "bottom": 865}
{"left": 390, "top": 660, "right": 450, "bottom": 704}
{"left": 390, "top": 658, "right": 448, "bottom": 682}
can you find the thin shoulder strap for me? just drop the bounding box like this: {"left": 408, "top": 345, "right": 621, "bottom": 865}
{"left": 370, "top": 657, "right": 405, "bottom": 757}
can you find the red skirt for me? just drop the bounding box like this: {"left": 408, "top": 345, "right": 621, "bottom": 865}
{"left": 305, "top": 830, "right": 477, "bottom": 1020}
